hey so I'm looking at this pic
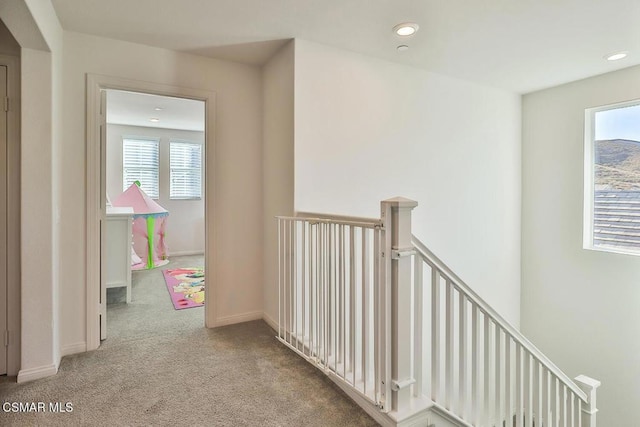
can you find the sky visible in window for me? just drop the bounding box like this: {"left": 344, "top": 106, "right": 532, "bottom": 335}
{"left": 595, "top": 103, "right": 640, "bottom": 142}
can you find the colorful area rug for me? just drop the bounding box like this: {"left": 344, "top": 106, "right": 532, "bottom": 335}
{"left": 162, "top": 268, "right": 205, "bottom": 310}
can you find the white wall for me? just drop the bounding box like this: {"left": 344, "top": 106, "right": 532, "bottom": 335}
{"left": 522, "top": 64, "right": 640, "bottom": 426}
{"left": 60, "top": 31, "right": 264, "bottom": 351}
{"left": 106, "top": 124, "right": 205, "bottom": 255}
{"left": 294, "top": 40, "right": 522, "bottom": 325}
{"left": 262, "top": 40, "right": 294, "bottom": 326}
{"left": 0, "top": 0, "right": 63, "bottom": 381}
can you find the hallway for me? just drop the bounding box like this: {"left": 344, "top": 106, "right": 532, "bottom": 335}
{"left": 0, "top": 256, "right": 376, "bottom": 426}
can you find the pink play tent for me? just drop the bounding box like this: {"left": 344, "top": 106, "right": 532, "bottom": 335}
{"left": 112, "top": 182, "right": 169, "bottom": 270}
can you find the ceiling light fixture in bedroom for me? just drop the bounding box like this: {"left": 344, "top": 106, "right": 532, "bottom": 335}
{"left": 149, "top": 118, "right": 160, "bottom": 123}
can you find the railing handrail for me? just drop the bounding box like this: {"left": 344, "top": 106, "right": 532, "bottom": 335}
{"left": 276, "top": 213, "right": 382, "bottom": 229}
{"left": 412, "top": 235, "right": 589, "bottom": 404}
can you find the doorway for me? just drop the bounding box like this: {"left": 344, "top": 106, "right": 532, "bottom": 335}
{"left": 0, "top": 50, "right": 20, "bottom": 377}
{"left": 0, "top": 64, "right": 7, "bottom": 375}
{"left": 86, "top": 75, "right": 216, "bottom": 351}
{"left": 103, "top": 89, "right": 206, "bottom": 339}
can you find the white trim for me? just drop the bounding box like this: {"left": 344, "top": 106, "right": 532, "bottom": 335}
{"left": 583, "top": 97, "right": 640, "bottom": 255}
{"left": 86, "top": 74, "right": 217, "bottom": 348}
{"left": 17, "top": 364, "right": 58, "bottom": 383}
{"left": 583, "top": 107, "right": 595, "bottom": 250}
{"left": 329, "top": 376, "right": 454, "bottom": 427}
{"left": 262, "top": 312, "right": 278, "bottom": 332}
{"left": 326, "top": 372, "right": 394, "bottom": 427}
{"left": 215, "top": 310, "right": 263, "bottom": 327}
{"left": 169, "top": 250, "right": 204, "bottom": 257}
{"left": 61, "top": 342, "right": 87, "bottom": 357}
{"left": 416, "top": 402, "right": 472, "bottom": 427}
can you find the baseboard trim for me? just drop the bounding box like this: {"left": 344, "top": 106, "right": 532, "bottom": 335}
{"left": 262, "top": 312, "right": 278, "bottom": 332}
{"left": 61, "top": 342, "right": 87, "bottom": 356}
{"left": 215, "top": 310, "right": 263, "bottom": 327}
{"left": 17, "top": 364, "right": 58, "bottom": 383}
{"left": 169, "top": 250, "right": 204, "bottom": 257}
{"left": 326, "top": 372, "right": 395, "bottom": 427}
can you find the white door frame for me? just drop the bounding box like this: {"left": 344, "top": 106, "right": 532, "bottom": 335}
{"left": 0, "top": 54, "right": 20, "bottom": 375}
{"left": 85, "top": 74, "right": 216, "bottom": 351}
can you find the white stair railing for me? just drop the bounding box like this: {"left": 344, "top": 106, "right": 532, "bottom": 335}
{"left": 276, "top": 214, "right": 391, "bottom": 410}
{"left": 277, "top": 198, "right": 600, "bottom": 427}
{"left": 413, "top": 237, "right": 601, "bottom": 427}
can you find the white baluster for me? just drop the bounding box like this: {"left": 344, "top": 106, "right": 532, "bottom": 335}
{"left": 362, "top": 229, "right": 369, "bottom": 395}
{"left": 340, "top": 224, "right": 345, "bottom": 376}
{"left": 578, "top": 399, "right": 583, "bottom": 427}
{"left": 293, "top": 220, "right": 298, "bottom": 349}
{"left": 495, "top": 326, "right": 502, "bottom": 423}
{"left": 516, "top": 343, "right": 523, "bottom": 427}
{"left": 446, "top": 280, "right": 454, "bottom": 410}
{"left": 458, "top": 292, "right": 468, "bottom": 419}
{"left": 432, "top": 269, "right": 441, "bottom": 402}
{"left": 562, "top": 384, "right": 568, "bottom": 427}
{"left": 285, "top": 220, "right": 291, "bottom": 343}
{"left": 278, "top": 219, "right": 282, "bottom": 340}
{"left": 555, "top": 376, "right": 560, "bottom": 427}
{"left": 484, "top": 315, "right": 492, "bottom": 426}
{"left": 505, "top": 335, "right": 512, "bottom": 427}
{"left": 472, "top": 304, "right": 480, "bottom": 426}
{"left": 373, "top": 226, "right": 380, "bottom": 403}
{"left": 323, "top": 223, "right": 329, "bottom": 371}
{"left": 526, "top": 353, "right": 533, "bottom": 427}
{"left": 537, "top": 361, "right": 543, "bottom": 427}
{"left": 414, "top": 254, "right": 423, "bottom": 398}
{"left": 544, "top": 368, "right": 551, "bottom": 427}
{"left": 350, "top": 226, "right": 356, "bottom": 385}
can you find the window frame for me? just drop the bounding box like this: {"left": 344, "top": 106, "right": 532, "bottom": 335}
{"left": 169, "top": 140, "right": 203, "bottom": 200}
{"left": 122, "top": 136, "right": 160, "bottom": 199}
{"left": 583, "top": 98, "right": 640, "bottom": 256}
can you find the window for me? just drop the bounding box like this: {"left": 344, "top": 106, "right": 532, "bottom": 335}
{"left": 584, "top": 100, "right": 640, "bottom": 255}
{"left": 123, "top": 138, "right": 160, "bottom": 198}
{"left": 170, "top": 141, "right": 202, "bottom": 199}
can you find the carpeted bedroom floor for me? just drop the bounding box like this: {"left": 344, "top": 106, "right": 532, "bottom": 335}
{"left": 0, "top": 255, "right": 378, "bottom": 426}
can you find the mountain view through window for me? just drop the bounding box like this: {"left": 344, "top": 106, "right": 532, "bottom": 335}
{"left": 592, "top": 103, "right": 640, "bottom": 253}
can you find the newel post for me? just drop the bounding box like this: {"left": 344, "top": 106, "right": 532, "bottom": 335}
{"left": 574, "top": 375, "right": 601, "bottom": 427}
{"left": 381, "top": 197, "right": 418, "bottom": 414}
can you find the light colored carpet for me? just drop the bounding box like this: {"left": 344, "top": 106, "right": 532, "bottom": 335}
{"left": 0, "top": 255, "right": 378, "bottom": 426}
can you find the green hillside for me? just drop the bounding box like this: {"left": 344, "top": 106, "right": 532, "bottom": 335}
{"left": 595, "top": 139, "right": 640, "bottom": 190}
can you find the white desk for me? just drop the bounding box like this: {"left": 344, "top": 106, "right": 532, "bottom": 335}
{"left": 106, "top": 207, "right": 134, "bottom": 303}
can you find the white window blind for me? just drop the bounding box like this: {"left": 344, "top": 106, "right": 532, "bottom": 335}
{"left": 123, "top": 138, "right": 160, "bottom": 199}
{"left": 170, "top": 141, "right": 202, "bottom": 199}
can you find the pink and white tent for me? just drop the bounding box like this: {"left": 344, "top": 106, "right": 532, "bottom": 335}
{"left": 112, "top": 182, "right": 169, "bottom": 270}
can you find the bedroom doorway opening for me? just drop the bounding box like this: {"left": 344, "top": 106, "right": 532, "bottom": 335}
{"left": 0, "top": 25, "right": 20, "bottom": 377}
{"left": 86, "top": 74, "right": 216, "bottom": 351}
{"left": 101, "top": 90, "right": 207, "bottom": 341}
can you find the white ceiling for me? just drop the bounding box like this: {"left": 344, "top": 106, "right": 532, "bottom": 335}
{"left": 51, "top": 0, "right": 640, "bottom": 93}
{"left": 106, "top": 90, "right": 205, "bottom": 132}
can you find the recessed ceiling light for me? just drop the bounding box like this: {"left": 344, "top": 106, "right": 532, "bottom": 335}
{"left": 149, "top": 118, "right": 160, "bottom": 122}
{"left": 393, "top": 23, "right": 419, "bottom": 37}
{"left": 397, "top": 45, "right": 409, "bottom": 52}
{"left": 154, "top": 107, "right": 163, "bottom": 111}
{"left": 605, "top": 51, "right": 628, "bottom": 61}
